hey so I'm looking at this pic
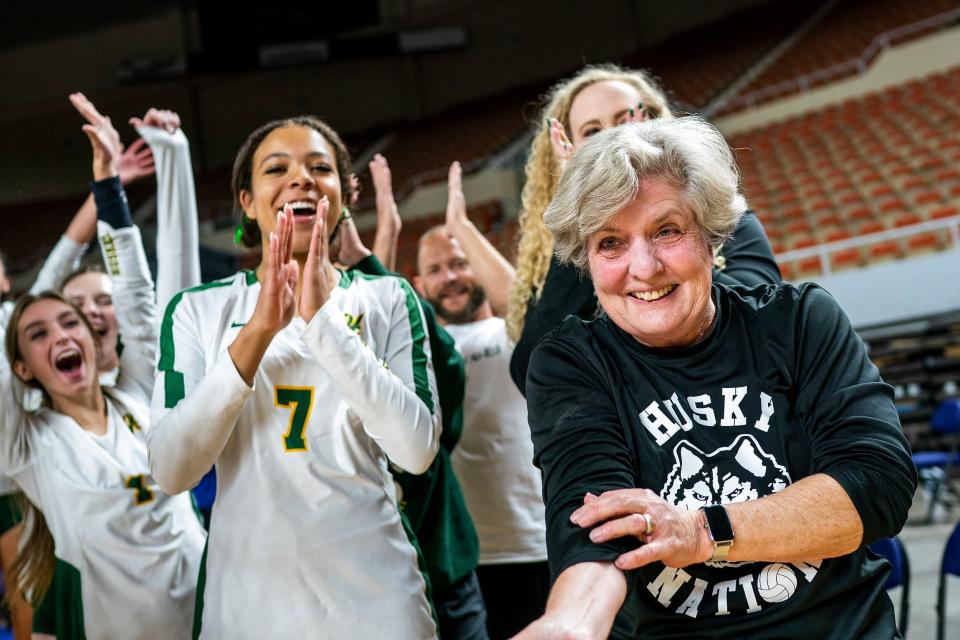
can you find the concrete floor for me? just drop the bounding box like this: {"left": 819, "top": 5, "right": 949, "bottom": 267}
{"left": 893, "top": 481, "right": 960, "bottom": 639}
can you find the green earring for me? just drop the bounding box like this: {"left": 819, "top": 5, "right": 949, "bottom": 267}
{"left": 234, "top": 215, "right": 253, "bottom": 245}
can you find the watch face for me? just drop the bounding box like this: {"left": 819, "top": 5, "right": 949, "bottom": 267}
{"left": 704, "top": 505, "right": 734, "bottom": 542}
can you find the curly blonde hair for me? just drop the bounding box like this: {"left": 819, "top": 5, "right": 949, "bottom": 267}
{"left": 506, "top": 64, "right": 674, "bottom": 341}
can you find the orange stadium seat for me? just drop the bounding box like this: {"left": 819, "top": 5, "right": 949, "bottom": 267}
{"left": 931, "top": 205, "right": 959, "bottom": 220}
{"left": 831, "top": 247, "right": 863, "bottom": 270}
{"left": 870, "top": 240, "right": 902, "bottom": 262}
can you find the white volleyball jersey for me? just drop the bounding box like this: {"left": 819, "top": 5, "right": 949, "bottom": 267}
{"left": 0, "top": 234, "right": 87, "bottom": 496}
{"left": 150, "top": 269, "right": 441, "bottom": 639}
{"left": 3, "top": 392, "right": 205, "bottom": 640}
{"left": 445, "top": 317, "right": 547, "bottom": 565}
{"left": 0, "top": 225, "right": 205, "bottom": 639}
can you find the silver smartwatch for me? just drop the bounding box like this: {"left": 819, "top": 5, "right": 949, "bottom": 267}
{"left": 701, "top": 504, "right": 735, "bottom": 562}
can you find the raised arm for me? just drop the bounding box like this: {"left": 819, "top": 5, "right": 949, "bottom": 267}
{"left": 61, "top": 137, "right": 156, "bottom": 247}
{"left": 299, "top": 204, "right": 441, "bottom": 473}
{"left": 444, "top": 161, "right": 516, "bottom": 316}
{"left": 130, "top": 108, "right": 201, "bottom": 312}
{"left": 71, "top": 92, "right": 159, "bottom": 401}
{"left": 367, "top": 155, "right": 402, "bottom": 271}
{"left": 31, "top": 129, "right": 155, "bottom": 297}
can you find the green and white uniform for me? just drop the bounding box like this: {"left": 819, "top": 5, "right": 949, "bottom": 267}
{"left": 0, "top": 224, "right": 205, "bottom": 639}
{"left": 150, "top": 268, "right": 442, "bottom": 639}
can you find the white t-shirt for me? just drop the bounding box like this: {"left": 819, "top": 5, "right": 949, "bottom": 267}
{"left": 445, "top": 316, "right": 547, "bottom": 565}
{"left": 149, "top": 269, "right": 441, "bottom": 639}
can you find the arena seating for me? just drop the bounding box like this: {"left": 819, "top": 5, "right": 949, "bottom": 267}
{"left": 866, "top": 314, "right": 960, "bottom": 451}
{"left": 729, "top": 65, "right": 960, "bottom": 278}
{"left": 0, "top": 180, "right": 154, "bottom": 278}
{"left": 627, "top": 2, "right": 810, "bottom": 110}
{"left": 723, "top": 0, "right": 959, "bottom": 112}
{"left": 0, "top": 197, "right": 80, "bottom": 275}
{"left": 351, "top": 87, "right": 536, "bottom": 213}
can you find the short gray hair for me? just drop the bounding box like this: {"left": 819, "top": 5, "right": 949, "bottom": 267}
{"left": 544, "top": 117, "right": 746, "bottom": 269}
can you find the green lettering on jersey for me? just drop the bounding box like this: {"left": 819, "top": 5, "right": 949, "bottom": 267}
{"left": 125, "top": 474, "right": 155, "bottom": 505}
{"left": 275, "top": 386, "right": 315, "bottom": 452}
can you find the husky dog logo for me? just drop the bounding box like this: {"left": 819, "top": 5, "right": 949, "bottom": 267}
{"left": 661, "top": 435, "right": 791, "bottom": 568}
{"left": 661, "top": 434, "right": 791, "bottom": 511}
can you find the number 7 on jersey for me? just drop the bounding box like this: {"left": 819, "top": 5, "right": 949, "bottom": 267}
{"left": 274, "top": 386, "right": 315, "bottom": 452}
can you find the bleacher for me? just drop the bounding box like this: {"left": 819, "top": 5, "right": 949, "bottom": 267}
{"left": 0, "top": 196, "right": 84, "bottom": 275}
{"left": 0, "top": 179, "right": 155, "bottom": 281}
{"left": 722, "top": 0, "right": 960, "bottom": 113}
{"left": 351, "top": 86, "right": 536, "bottom": 214}
{"left": 865, "top": 312, "right": 960, "bottom": 450}
{"left": 729, "top": 65, "right": 960, "bottom": 280}
{"left": 633, "top": 1, "right": 815, "bottom": 110}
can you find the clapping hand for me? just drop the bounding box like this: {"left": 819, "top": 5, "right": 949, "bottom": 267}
{"left": 369, "top": 153, "right": 401, "bottom": 232}
{"left": 299, "top": 197, "right": 333, "bottom": 323}
{"left": 70, "top": 92, "right": 123, "bottom": 181}
{"left": 444, "top": 160, "right": 468, "bottom": 234}
{"left": 249, "top": 206, "right": 299, "bottom": 337}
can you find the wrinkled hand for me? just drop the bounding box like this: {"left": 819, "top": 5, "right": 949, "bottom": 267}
{"left": 70, "top": 92, "right": 123, "bottom": 181}
{"left": 117, "top": 138, "right": 155, "bottom": 185}
{"left": 547, "top": 118, "right": 573, "bottom": 178}
{"left": 249, "top": 206, "right": 298, "bottom": 336}
{"left": 129, "top": 107, "right": 181, "bottom": 134}
{"left": 444, "top": 160, "right": 468, "bottom": 234}
{"left": 299, "top": 197, "right": 333, "bottom": 323}
{"left": 571, "top": 489, "right": 710, "bottom": 571}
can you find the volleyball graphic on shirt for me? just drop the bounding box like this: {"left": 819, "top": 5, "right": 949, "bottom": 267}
{"left": 756, "top": 563, "right": 799, "bottom": 603}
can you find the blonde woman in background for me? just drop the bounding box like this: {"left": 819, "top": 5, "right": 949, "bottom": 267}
{"left": 502, "top": 64, "right": 781, "bottom": 393}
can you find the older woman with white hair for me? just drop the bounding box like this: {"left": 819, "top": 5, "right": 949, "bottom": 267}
{"left": 515, "top": 117, "right": 916, "bottom": 639}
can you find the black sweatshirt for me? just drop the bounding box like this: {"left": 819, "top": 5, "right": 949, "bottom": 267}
{"left": 510, "top": 210, "right": 781, "bottom": 394}
{"left": 526, "top": 282, "right": 917, "bottom": 639}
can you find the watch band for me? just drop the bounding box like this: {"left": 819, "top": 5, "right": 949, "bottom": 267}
{"left": 701, "top": 504, "right": 734, "bottom": 562}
